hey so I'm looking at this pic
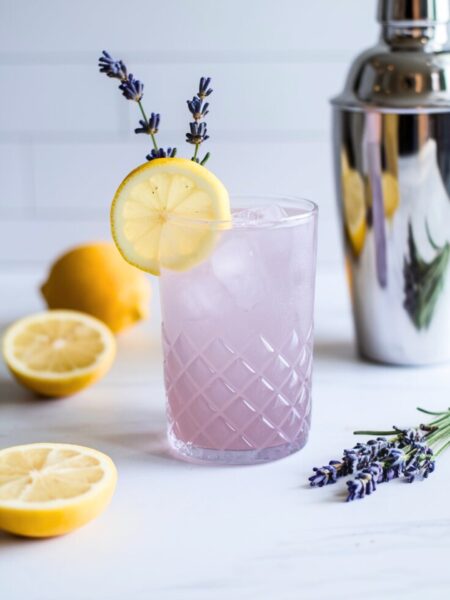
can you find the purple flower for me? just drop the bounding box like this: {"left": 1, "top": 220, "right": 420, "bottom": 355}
{"left": 99, "top": 52, "right": 212, "bottom": 164}
{"left": 404, "top": 447, "right": 435, "bottom": 482}
{"left": 394, "top": 427, "right": 424, "bottom": 447}
{"left": 346, "top": 462, "right": 384, "bottom": 501}
{"left": 185, "top": 77, "right": 213, "bottom": 165}
{"left": 343, "top": 437, "right": 391, "bottom": 474}
{"left": 186, "top": 121, "right": 209, "bottom": 145}
{"left": 198, "top": 76, "right": 213, "bottom": 99}
{"left": 383, "top": 447, "right": 405, "bottom": 479}
{"left": 309, "top": 461, "right": 342, "bottom": 487}
{"left": 119, "top": 74, "right": 144, "bottom": 101}
{"left": 146, "top": 147, "right": 177, "bottom": 161}
{"left": 187, "top": 97, "right": 209, "bottom": 121}
{"left": 346, "top": 478, "right": 365, "bottom": 501}
{"left": 309, "top": 438, "right": 395, "bottom": 488}
{"left": 309, "top": 408, "right": 447, "bottom": 502}
{"left": 135, "top": 113, "right": 160, "bottom": 135}
{"left": 98, "top": 50, "right": 127, "bottom": 80}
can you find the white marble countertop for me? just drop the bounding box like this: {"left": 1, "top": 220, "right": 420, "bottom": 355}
{"left": 1, "top": 265, "right": 450, "bottom": 600}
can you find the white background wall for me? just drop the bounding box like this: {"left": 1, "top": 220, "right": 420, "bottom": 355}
{"left": 0, "top": 0, "right": 379, "bottom": 269}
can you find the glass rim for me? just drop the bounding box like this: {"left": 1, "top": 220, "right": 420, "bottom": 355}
{"left": 166, "top": 195, "right": 318, "bottom": 229}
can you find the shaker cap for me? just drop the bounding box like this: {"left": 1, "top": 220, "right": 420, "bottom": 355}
{"left": 378, "top": 0, "right": 450, "bottom": 23}
{"left": 331, "top": 0, "right": 450, "bottom": 111}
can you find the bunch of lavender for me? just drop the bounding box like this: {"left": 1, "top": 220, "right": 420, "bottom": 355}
{"left": 309, "top": 407, "right": 450, "bottom": 501}
{"left": 98, "top": 51, "right": 213, "bottom": 165}
{"left": 186, "top": 77, "right": 213, "bottom": 166}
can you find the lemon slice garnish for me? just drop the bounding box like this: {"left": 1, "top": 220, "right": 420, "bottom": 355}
{"left": 110, "top": 157, "right": 230, "bottom": 275}
{"left": 0, "top": 443, "right": 117, "bottom": 537}
{"left": 2, "top": 310, "right": 116, "bottom": 397}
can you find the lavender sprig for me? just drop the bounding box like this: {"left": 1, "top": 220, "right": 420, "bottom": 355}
{"left": 308, "top": 436, "right": 392, "bottom": 487}
{"left": 186, "top": 77, "right": 213, "bottom": 165}
{"left": 308, "top": 407, "right": 450, "bottom": 502}
{"left": 98, "top": 50, "right": 175, "bottom": 160}
{"left": 99, "top": 52, "right": 215, "bottom": 166}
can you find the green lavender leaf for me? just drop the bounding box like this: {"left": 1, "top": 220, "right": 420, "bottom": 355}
{"left": 403, "top": 223, "right": 450, "bottom": 329}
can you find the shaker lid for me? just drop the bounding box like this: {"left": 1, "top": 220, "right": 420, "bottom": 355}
{"left": 378, "top": 0, "right": 449, "bottom": 24}
{"left": 331, "top": 0, "right": 450, "bottom": 111}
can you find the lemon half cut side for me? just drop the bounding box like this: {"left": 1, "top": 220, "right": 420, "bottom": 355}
{"left": 2, "top": 310, "right": 116, "bottom": 397}
{"left": 110, "top": 158, "right": 231, "bottom": 275}
{"left": 0, "top": 443, "right": 117, "bottom": 538}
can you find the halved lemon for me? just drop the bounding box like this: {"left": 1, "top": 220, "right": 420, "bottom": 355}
{"left": 0, "top": 443, "right": 117, "bottom": 537}
{"left": 110, "top": 158, "right": 231, "bottom": 275}
{"left": 2, "top": 310, "right": 116, "bottom": 397}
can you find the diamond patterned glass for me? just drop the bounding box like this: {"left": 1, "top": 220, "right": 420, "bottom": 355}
{"left": 159, "top": 198, "right": 318, "bottom": 464}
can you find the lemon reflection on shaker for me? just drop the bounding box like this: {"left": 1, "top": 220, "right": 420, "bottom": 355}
{"left": 382, "top": 171, "right": 400, "bottom": 219}
{"left": 341, "top": 152, "right": 367, "bottom": 257}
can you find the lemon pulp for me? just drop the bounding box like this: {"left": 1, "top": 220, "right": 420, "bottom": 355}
{"left": 0, "top": 443, "right": 117, "bottom": 537}
{"left": 2, "top": 310, "right": 116, "bottom": 397}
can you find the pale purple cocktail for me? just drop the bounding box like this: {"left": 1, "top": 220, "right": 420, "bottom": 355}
{"left": 160, "top": 197, "right": 318, "bottom": 464}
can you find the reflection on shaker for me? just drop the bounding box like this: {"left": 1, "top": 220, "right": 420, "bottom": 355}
{"left": 340, "top": 151, "right": 367, "bottom": 257}
{"left": 364, "top": 112, "right": 388, "bottom": 288}
{"left": 403, "top": 222, "right": 450, "bottom": 330}
{"left": 382, "top": 113, "right": 400, "bottom": 220}
{"left": 331, "top": 0, "right": 450, "bottom": 365}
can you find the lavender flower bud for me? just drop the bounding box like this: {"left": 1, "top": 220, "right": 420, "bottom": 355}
{"left": 187, "top": 97, "right": 209, "bottom": 120}
{"left": 198, "top": 76, "right": 213, "bottom": 99}
{"left": 119, "top": 74, "right": 144, "bottom": 101}
{"left": 98, "top": 50, "right": 127, "bottom": 80}
{"left": 346, "top": 478, "right": 365, "bottom": 501}
{"left": 135, "top": 113, "right": 160, "bottom": 135}
{"left": 346, "top": 462, "right": 383, "bottom": 501}
{"left": 146, "top": 147, "right": 177, "bottom": 161}
{"left": 308, "top": 460, "right": 343, "bottom": 487}
{"left": 367, "top": 461, "right": 384, "bottom": 485}
{"left": 186, "top": 121, "right": 209, "bottom": 145}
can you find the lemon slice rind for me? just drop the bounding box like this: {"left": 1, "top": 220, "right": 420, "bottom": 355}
{"left": 111, "top": 158, "right": 231, "bottom": 275}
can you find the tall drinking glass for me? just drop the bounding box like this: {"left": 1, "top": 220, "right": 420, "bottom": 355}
{"left": 159, "top": 197, "right": 318, "bottom": 465}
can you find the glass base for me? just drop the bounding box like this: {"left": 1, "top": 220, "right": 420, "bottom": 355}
{"left": 168, "top": 430, "right": 308, "bottom": 465}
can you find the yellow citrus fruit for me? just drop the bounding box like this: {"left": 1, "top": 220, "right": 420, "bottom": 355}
{"left": 2, "top": 310, "right": 116, "bottom": 397}
{"left": 41, "top": 242, "right": 151, "bottom": 333}
{"left": 382, "top": 171, "right": 400, "bottom": 219}
{"left": 111, "top": 157, "right": 231, "bottom": 275}
{"left": 0, "top": 443, "right": 117, "bottom": 537}
{"left": 365, "top": 172, "right": 400, "bottom": 220}
{"left": 341, "top": 166, "right": 367, "bottom": 256}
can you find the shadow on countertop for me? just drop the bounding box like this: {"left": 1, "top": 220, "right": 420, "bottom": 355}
{"left": 0, "top": 530, "right": 50, "bottom": 548}
{"left": 314, "top": 338, "right": 357, "bottom": 366}
{"left": 0, "top": 375, "right": 43, "bottom": 405}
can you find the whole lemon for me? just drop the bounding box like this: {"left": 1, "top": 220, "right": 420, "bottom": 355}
{"left": 41, "top": 242, "right": 151, "bottom": 333}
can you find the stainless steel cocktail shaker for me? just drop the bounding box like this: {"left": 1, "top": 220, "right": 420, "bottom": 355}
{"left": 332, "top": 0, "right": 450, "bottom": 365}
